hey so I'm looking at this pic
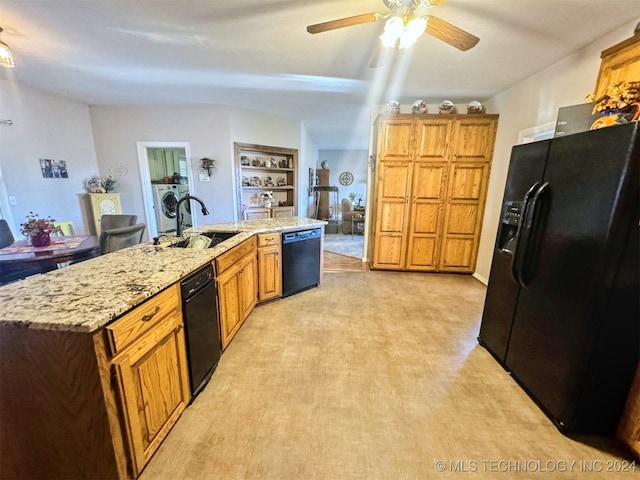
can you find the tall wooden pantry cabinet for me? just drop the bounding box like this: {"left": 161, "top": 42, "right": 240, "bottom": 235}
{"left": 371, "top": 114, "right": 498, "bottom": 273}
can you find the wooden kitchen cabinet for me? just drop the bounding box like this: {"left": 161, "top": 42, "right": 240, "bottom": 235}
{"left": 0, "top": 283, "right": 189, "bottom": 480}
{"left": 242, "top": 206, "right": 294, "bottom": 220}
{"left": 216, "top": 237, "right": 258, "bottom": 349}
{"left": 271, "top": 206, "right": 295, "bottom": 218}
{"left": 107, "top": 284, "right": 190, "bottom": 477}
{"left": 147, "top": 148, "right": 185, "bottom": 181}
{"left": 593, "top": 31, "right": 640, "bottom": 98}
{"left": 371, "top": 160, "right": 413, "bottom": 269}
{"left": 371, "top": 114, "right": 497, "bottom": 273}
{"left": 257, "top": 232, "right": 282, "bottom": 303}
{"left": 243, "top": 207, "right": 270, "bottom": 220}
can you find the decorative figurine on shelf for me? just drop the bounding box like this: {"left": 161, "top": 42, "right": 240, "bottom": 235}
{"left": 412, "top": 100, "right": 427, "bottom": 114}
{"left": 439, "top": 100, "right": 455, "bottom": 114}
{"left": 264, "top": 176, "right": 274, "bottom": 187}
{"left": 260, "top": 191, "right": 274, "bottom": 208}
{"left": 467, "top": 101, "right": 483, "bottom": 114}
{"left": 386, "top": 100, "right": 400, "bottom": 114}
{"left": 276, "top": 176, "right": 287, "bottom": 186}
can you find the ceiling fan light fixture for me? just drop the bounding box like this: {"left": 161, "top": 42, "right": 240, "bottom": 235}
{"left": 380, "top": 16, "right": 404, "bottom": 48}
{"left": 399, "top": 16, "right": 427, "bottom": 49}
{"left": 0, "top": 28, "right": 14, "bottom": 68}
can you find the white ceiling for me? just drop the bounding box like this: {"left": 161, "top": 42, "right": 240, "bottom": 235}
{"left": 0, "top": 1, "right": 638, "bottom": 149}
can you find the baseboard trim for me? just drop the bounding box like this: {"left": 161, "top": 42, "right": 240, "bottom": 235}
{"left": 472, "top": 272, "right": 488, "bottom": 285}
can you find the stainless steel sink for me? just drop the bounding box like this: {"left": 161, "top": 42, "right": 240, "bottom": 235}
{"left": 168, "top": 231, "right": 239, "bottom": 249}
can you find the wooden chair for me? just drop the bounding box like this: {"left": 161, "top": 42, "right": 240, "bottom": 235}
{"left": 100, "top": 214, "right": 137, "bottom": 231}
{"left": 52, "top": 221, "right": 76, "bottom": 236}
{"left": 0, "top": 220, "right": 14, "bottom": 249}
{"left": 99, "top": 223, "right": 146, "bottom": 254}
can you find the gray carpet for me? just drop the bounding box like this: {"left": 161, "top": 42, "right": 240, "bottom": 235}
{"left": 323, "top": 233, "right": 364, "bottom": 259}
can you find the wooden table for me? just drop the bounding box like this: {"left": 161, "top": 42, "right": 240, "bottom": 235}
{"left": 0, "top": 236, "right": 100, "bottom": 284}
{"left": 351, "top": 212, "right": 365, "bottom": 236}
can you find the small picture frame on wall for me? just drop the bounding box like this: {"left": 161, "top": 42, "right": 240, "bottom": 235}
{"left": 308, "top": 168, "right": 314, "bottom": 196}
{"left": 40, "top": 159, "right": 68, "bottom": 178}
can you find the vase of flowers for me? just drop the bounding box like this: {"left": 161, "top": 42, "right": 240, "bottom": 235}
{"left": 20, "top": 212, "right": 56, "bottom": 247}
{"left": 585, "top": 81, "right": 640, "bottom": 129}
{"left": 83, "top": 175, "right": 117, "bottom": 193}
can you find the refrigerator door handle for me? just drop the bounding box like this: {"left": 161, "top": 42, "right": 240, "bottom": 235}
{"left": 511, "top": 183, "right": 539, "bottom": 285}
{"left": 518, "top": 182, "right": 550, "bottom": 287}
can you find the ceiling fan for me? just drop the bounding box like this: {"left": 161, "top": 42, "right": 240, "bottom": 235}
{"left": 307, "top": 0, "right": 479, "bottom": 66}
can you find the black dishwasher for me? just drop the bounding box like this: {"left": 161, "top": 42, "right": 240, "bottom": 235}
{"left": 281, "top": 228, "right": 322, "bottom": 297}
{"left": 180, "top": 264, "right": 221, "bottom": 400}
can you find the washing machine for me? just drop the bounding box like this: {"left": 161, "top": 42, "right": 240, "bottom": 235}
{"left": 177, "top": 184, "right": 192, "bottom": 228}
{"left": 152, "top": 184, "right": 179, "bottom": 233}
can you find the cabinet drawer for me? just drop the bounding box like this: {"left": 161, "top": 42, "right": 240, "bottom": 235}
{"left": 105, "top": 284, "right": 181, "bottom": 356}
{"left": 215, "top": 236, "right": 256, "bottom": 274}
{"left": 257, "top": 232, "right": 281, "bottom": 248}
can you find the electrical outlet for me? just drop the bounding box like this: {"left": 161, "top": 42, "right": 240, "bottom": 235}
{"left": 8, "top": 196, "right": 16, "bottom": 205}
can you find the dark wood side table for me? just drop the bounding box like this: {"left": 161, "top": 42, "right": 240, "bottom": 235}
{"left": 351, "top": 212, "right": 365, "bottom": 236}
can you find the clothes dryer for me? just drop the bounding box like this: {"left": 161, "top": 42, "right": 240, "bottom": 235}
{"left": 152, "top": 184, "right": 179, "bottom": 233}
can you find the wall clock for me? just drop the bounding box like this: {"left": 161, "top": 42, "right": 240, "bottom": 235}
{"left": 339, "top": 171, "right": 354, "bottom": 186}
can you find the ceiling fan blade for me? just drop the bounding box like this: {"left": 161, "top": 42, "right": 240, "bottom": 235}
{"left": 307, "top": 12, "right": 382, "bottom": 34}
{"left": 425, "top": 15, "right": 479, "bottom": 51}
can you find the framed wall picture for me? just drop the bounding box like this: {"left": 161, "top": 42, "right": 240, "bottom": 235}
{"left": 308, "top": 167, "right": 315, "bottom": 196}
{"left": 40, "top": 159, "right": 68, "bottom": 178}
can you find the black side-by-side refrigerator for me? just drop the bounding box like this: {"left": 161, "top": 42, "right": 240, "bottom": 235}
{"left": 479, "top": 122, "right": 639, "bottom": 434}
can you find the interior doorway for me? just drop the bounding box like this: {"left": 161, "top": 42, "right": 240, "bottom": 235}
{"left": 0, "top": 164, "right": 15, "bottom": 227}
{"left": 136, "top": 142, "right": 193, "bottom": 238}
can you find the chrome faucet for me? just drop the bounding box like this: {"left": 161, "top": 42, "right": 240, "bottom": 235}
{"left": 176, "top": 195, "right": 210, "bottom": 237}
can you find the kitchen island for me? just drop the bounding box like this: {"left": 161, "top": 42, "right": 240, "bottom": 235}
{"left": 0, "top": 217, "right": 325, "bottom": 480}
{"left": 0, "top": 216, "right": 324, "bottom": 332}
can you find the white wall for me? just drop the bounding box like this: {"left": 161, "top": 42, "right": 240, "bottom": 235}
{"left": 90, "top": 105, "right": 232, "bottom": 230}
{"left": 90, "top": 105, "right": 303, "bottom": 231}
{"left": 474, "top": 19, "right": 639, "bottom": 283}
{"left": 0, "top": 79, "right": 99, "bottom": 236}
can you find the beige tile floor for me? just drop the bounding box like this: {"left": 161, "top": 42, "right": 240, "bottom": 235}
{"left": 139, "top": 271, "right": 633, "bottom": 480}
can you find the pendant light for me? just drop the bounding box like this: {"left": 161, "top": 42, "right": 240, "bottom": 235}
{"left": 0, "top": 28, "right": 15, "bottom": 68}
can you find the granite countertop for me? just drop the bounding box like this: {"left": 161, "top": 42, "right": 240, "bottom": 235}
{"left": 0, "top": 217, "right": 325, "bottom": 333}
